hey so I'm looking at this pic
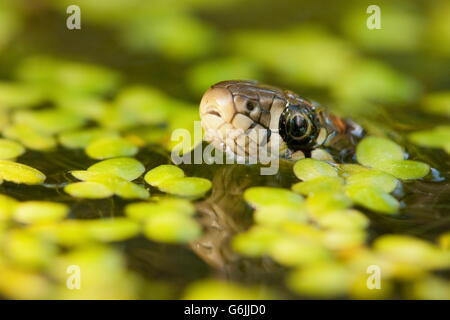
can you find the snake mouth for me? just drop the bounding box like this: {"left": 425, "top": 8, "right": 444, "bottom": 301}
{"left": 200, "top": 86, "right": 277, "bottom": 158}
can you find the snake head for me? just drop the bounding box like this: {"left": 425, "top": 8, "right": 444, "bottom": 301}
{"left": 199, "top": 81, "right": 281, "bottom": 157}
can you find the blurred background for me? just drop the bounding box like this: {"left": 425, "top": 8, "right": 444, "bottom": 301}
{"left": 0, "top": 0, "right": 449, "bottom": 300}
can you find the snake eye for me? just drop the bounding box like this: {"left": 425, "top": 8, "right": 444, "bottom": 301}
{"left": 287, "top": 114, "right": 311, "bottom": 140}
{"left": 279, "top": 104, "right": 319, "bottom": 150}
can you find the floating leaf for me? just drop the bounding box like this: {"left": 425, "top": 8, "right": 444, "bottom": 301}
{"left": 293, "top": 158, "right": 338, "bottom": 181}
{"left": 85, "top": 136, "right": 138, "bottom": 160}
{"left": 232, "top": 226, "right": 282, "bottom": 257}
{"left": 356, "top": 136, "right": 404, "bottom": 168}
{"left": 64, "top": 182, "right": 113, "bottom": 199}
{"left": 13, "top": 110, "right": 86, "bottom": 134}
{"left": 421, "top": 91, "right": 450, "bottom": 116}
{"left": 144, "top": 213, "right": 201, "bottom": 243}
{"left": 87, "top": 157, "right": 145, "bottom": 181}
{"left": 13, "top": 201, "right": 69, "bottom": 224}
{"left": 287, "top": 263, "right": 351, "bottom": 298}
{"left": 125, "top": 198, "right": 194, "bottom": 221}
{"left": 183, "top": 279, "right": 270, "bottom": 300}
{"left": 2, "top": 124, "right": 56, "bottom": 151}
{"left": 338, "top": 164, "right": 369, "bottom": 178}
{"left": 0, "top": 138, "right": 25, "bottom": 160}
{"left": 373, "top": 235, "right": 449, "bottom": 269}
{"left": 346, "top": 184, "right": 399, "bottom": 214}
{"left": 306, "top": 191, "right": 352, "bottom": 216}
{"left": 270, "top": 238, "right": 331, "bottom": 267}
{"left": 254, "top": 205, "right": 308, "bottom": 226}
{"left": 346, "top": 169, "right": 399, "bottom": 193}
{"left": 72, "top": 171, "right": 149, "bottom": 199}
{"left": 59, "top": 128, "right": 118, "bottom": 149}
{"left": 0, "top": 82, "right": 45, "bottom": 109}
{"left": 292, "top": 176, "right": 344, "bottom": 195}
{"left": 3, "top": 230, "right": 57, "bottom": 269}
{"left": 144, "top": 165, "right": 185, "bottom": 187}
{"left": 86, "top": 218, "right": 140, "bottom": 242}
{"left": 244, "top": 187, "right": 304, "bottom": 209}
{"left": 314, "top": 209, "right": 369, "bottom": 231}
{"left": 0, "top": 160, "right": 46, "bottom": 185}
{"left": 376, "top": 160, "right": 430, "bottom": 180}
{"left": 0, "top": 194, "right": 18, "bottom": 221}
{"left": 158, "top": 177, "right": 212, "bottom": 199}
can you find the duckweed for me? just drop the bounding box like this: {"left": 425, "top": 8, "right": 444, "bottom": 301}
{"left": 0, "top": 160, "right": 46, "bottom": 185}
{"left": 306, "top": 191, "right": 352, "bottom": 216}
{"left": 85, "top": 136, "right": 138, "bottom": 160}
{"left": 293, "top": 158, "right": 338, "bottom": 181}
{"left": 288, "top": 263, "right": 351, "bottom": 298}
{"left": 64, "top": 182, "right": 114, "bottom": 199}
{"left": 87, "top": 157, "right": 145, "bottom": 181}
{"left": 322, "top": 229, "right": 366, "bottom": 250}
{"left": 410, "top": 276, "right": 450, "bottom": 300}
{"left": 338, "top": 164, "right": 369, "bottom": 177}
{"left": 254, "top": 205, "right": 308, "bottom": 226}
{"left": 158, "top": 177, "right": 212, "bottom": 199}
{"left": 331, "top": 60, "right": 419, "bottom": 105}
{"left": 270, "top": 238, "right": 331, "bottom": 267}
{"left": 346, "top": 170, "right": 398, "bottom": 193}
{"left": 16, "top": 56, "right": 120, "bottom": 95}
{"left": 2, "top": 124, "right": 57, "bottom": 151}
{"left": 144, "top": 165, "right": 185, "bottom": 187}
{"left": 50, "top": 245, "right": 138, "bottom": 300}
{"left": 314, "top": 209, "right": 369, "bottom": 231}
{"left": 292, "top": 176, "right": 344, "bottom": 195}
{"left": 0, "top": 194, "right": 18, "bottom": 221}
{"left": 0, "top": 82, "right": 45, "bottom": 109}
{"left": 244, "top": 187, "right": 304, "bottom": 209}
{"left": 346, "top": 185, "right": 399, "bottom": 214}
{"left": 439, "top": 232, "right": 450, "bottom": 250}
{"left": 232, "top": 27, "right": 355, "bottom": 87}
{"left": 356, "top": 136, "right": 430, "bottom": 180}
{"left": 409, "top": 126, "right": 450, "bottom": 150}
{"left": 59, "top": 128, "right": 118, "bottom": 149}
{"left": 86, "top": 218, "right": 140, "bottom": 242}
{"left": 376, "top": 160, "right": 430, "bottom": 180}
{"left": 3, "top": 230, "right": 57, "bottom": 269}
{"left": 70, "top": 170, "right": 149, "bottom": 199}
{"left": 232, "top": 226, "right": 282, "bottom": 257}
{"left": 421, "top": 91, "right": 450, "bottom": 116}
{"left": 373, "top": 235, "right": 449, "bottom": 269}
{"left": 356, "top": 136, "right": 404, "bottom": 168}
{"left": 183, "top": 279, "right": 270, "bottom": 300}
{"left": 13, "top": 201, "right": 69, "bottom": 224}
{"left": 0, "top": 139, "right": 25, "bottom": 160}
{"left": 13, "top": 110, "right": 86, "bottom": 135}
{"left": 29, "top": 221, "right": 92, "bottom": 247}
{"left": 144, "top": 213, "right": 201, "bottom": 243}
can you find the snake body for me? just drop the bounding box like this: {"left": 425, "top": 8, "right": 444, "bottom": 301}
{"left": 200, "top": 80, "right": 363, "bottom": 161}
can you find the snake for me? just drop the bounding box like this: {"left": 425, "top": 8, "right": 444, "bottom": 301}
{"left": 200, "top": 80, "right": 364, "bottom": 161}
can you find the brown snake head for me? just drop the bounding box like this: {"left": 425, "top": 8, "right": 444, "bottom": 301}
{"left": 200, "top": 80, "right": 362, "bottom": 160}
